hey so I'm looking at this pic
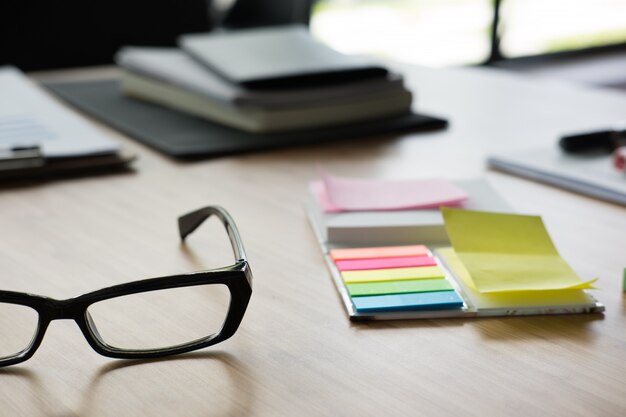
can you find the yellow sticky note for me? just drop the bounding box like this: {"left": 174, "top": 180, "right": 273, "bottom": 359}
{"left": 437, "top": 247, "right": 597, "bottom": 308}
{"left": 341, "top": 266, "right": 445, "bottom": 284}
{"left": 441, "top": 208, "right": 596, "bottom": 293}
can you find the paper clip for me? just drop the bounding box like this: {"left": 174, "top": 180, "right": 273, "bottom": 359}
{"left": 0, "top": 145, "right": 45, "bottom": 171}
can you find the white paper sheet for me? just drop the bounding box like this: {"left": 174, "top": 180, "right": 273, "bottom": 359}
{"left": 0, "top": 67, "right": 119, "bottom": 158}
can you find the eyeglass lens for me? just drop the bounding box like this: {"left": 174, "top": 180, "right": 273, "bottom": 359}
{"left": 85, "top": 284, "right": 231, "bottom": 351}
{"left": 0, "top": 303, "right": 39, "bottom": 359}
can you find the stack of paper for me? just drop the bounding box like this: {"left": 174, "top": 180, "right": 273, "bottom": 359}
{"left": 116, "top": 25, "right": 413, "bottom": 133}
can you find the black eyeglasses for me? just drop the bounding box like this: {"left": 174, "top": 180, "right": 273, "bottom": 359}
{"left": 0, "top": 206, "right": 252, "bottom": 367}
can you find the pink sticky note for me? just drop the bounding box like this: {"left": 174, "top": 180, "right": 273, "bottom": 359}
{"left": 319, "top": 171, "right": 467, "bottom": 211}
{"left": 311, "top": 181, "right": 343, "bottom": 213}
{"left": 335, "top": 256, "right": 437, "bottom": 271}
{"left": 330, "top": 245, "right": 429, "bottom": 261}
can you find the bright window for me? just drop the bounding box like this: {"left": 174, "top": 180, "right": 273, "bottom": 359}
{"left": 310, "top": 0, "right": 626, "bottom": 67}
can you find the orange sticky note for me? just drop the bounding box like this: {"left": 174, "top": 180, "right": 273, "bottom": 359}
{"left": 330, "top": 245, "right": 429, "bottom": 261}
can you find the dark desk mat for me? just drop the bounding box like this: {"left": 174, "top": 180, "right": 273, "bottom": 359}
{"left": 46, "top": 79, "right": 447, "bottom": 159}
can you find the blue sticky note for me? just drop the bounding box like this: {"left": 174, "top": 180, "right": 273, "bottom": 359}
{"left": 351, "top": 290, "right": 463, "bottom": 313}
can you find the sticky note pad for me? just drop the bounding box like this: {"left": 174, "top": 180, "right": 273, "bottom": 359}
{"left": 441, "top": 208, "right": 597, "bottom": 293}
{"left": 351, "top": 290, "right": 463, "bottom": 313}
{"left": 330, "top": 245, "right": 429, "bottom": 261}
{"left": 341, "top": 266, "right": 445, "bottom": 283}
{"left": 347, "top": 278, "right": 453, "bottom": 297}
{"left": 335, "top": 256, "right": 437, "bottom": 271}
{"left": 437, "top": 247, "right": 597, "bottom": 309}
{"left": 319, "top": 172, "right": 467, "bottom": 211}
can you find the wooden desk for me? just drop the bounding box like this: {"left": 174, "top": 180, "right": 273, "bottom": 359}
{"left": 1, "top": 65, "right": 625, "bottom": 417}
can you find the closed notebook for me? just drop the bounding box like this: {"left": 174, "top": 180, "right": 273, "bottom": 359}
{"left": 116, "top": 47, "right": 407, "bottom": 109}
{"left": 179, "top": 25, "right": 388, "bottom": 89}
{"left": 116, "top": 47, "right": 412, "bottom": 133}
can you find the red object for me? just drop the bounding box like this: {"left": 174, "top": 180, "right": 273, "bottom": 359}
{"left": 613, "top": 146, "right": 626, "bottom": 172}
{"left": 335, "top": 255, "right": 437, "bottom": 271}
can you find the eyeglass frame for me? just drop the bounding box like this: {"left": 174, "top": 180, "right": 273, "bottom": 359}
{"left": 0, "top": 206, "right": 253, "bottom": 368}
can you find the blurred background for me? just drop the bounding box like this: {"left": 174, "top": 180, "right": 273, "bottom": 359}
{"left": 3, "top": 0, "right": 625, "bottom": 90}
{"left": 309, "top": 0, "right": 626, "bottom": 66}
{"left": 212, "top": 0, "right": 626, "bottom": 91}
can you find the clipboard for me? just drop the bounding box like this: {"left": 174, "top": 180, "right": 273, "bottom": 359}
{"left": 0, "top": 145, "right": 135, "bottom": 181}
{"left": 0, "top": 66, "right": 136, "bottom": 182}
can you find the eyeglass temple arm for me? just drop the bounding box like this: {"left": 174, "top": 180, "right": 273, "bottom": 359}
{"left": 178, "top": 206, "right": 247, "bottom": 263}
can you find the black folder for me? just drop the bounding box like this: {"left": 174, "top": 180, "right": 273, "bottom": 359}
{"left": 45, "top": 79, "right": 447, "bottom": 159}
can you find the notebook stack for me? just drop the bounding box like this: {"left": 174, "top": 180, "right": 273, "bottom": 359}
{"left": 116, "top": 25, "right": 413, "bottom": 133}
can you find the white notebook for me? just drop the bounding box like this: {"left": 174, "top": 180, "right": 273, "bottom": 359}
{"left": 488, "top": 146, "right": 626, "bottom": 206}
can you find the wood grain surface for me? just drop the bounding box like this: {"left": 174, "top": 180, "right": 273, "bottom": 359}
{"left": 0, "top": 64, "right": 624, "bottom": 417}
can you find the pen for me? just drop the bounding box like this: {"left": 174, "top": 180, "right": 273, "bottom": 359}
{"left": 559, "top": 124, "right": 626, "bottom": 153}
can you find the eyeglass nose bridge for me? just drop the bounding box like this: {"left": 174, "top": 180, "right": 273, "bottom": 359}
{"left": 43, "top": 298, "right": 86, "bottom": 321}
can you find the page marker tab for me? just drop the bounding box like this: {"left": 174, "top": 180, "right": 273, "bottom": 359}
{"left": 352, "top": 290, "right": 463, "bottom": 313}
{"left": 341, "top": 266, "right": 445, "bottom": 283}
{"left": 330, "top": 245, "right": 428, "bottom": 261}
{"left": 347, "top": 278, "right": 453, "bottom": 297}
{"left": 335, "top": 256, "right": 437, "bottom": 271}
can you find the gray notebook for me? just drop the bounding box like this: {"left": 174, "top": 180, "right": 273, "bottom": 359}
{"left": 179, "top": 25, "right": 388, "bottom": 90}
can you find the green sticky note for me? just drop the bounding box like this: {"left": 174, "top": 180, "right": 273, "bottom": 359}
{"left": 346, "top": 278, "right": 453, "bottom": 297}
{"left": 441, "top": 208, "right": 596, "bottom": 293}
